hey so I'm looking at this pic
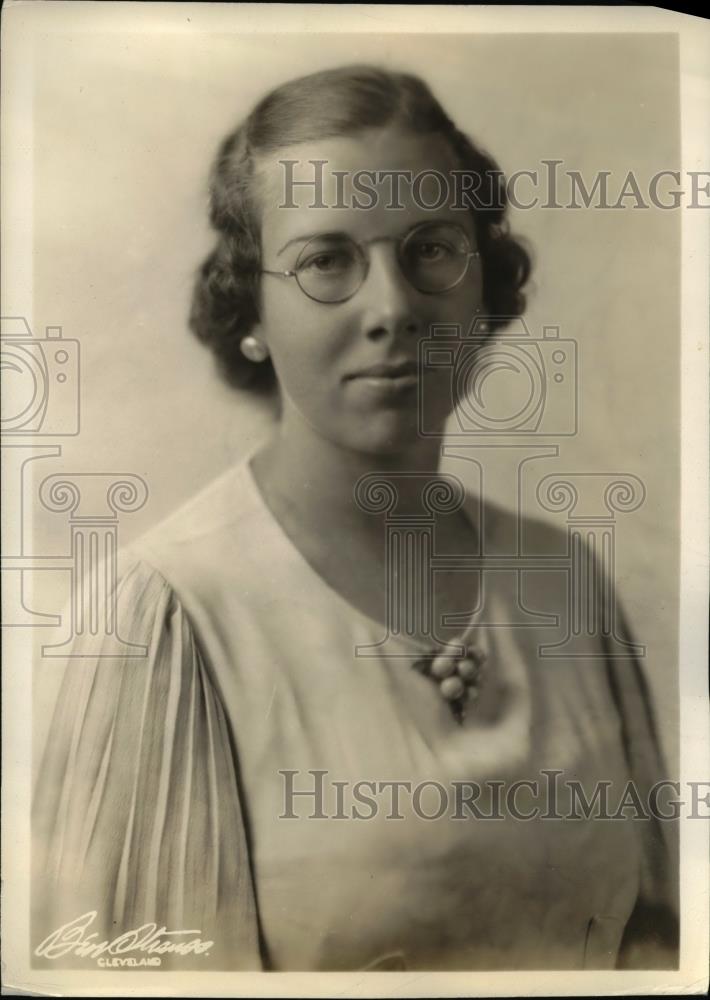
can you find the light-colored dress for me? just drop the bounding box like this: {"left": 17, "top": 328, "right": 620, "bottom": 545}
{"left": 32, "top": 453, "right": 678, "bottom": 971}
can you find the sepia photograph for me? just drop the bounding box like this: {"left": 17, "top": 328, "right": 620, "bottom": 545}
{"left": 2, "top": 3, "right": 708, "bottom": 995}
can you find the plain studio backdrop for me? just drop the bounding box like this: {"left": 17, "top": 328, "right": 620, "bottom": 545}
{"left": 19, "top": 28, "right": 679, "bottom": 768}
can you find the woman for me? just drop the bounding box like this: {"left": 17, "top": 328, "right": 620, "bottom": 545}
{"left": 32, "top": 65, "right": 678, "bottom": 972}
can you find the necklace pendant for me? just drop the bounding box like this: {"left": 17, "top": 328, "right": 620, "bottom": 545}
{"left": 412, "top": 643, "right": 487, "bottom": 724}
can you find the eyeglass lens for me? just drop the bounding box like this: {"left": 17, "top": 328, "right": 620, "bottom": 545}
{"left": 293, "top": 223, "right": 474, "bottom": 303}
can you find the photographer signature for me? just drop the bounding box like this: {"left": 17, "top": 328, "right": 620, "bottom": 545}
{"left": 35, "top": 911, "right": 214, "bottom": 961}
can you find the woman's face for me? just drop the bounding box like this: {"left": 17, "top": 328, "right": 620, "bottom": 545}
{"left": 251, "top": 126, "right": 484, "bottom": 456}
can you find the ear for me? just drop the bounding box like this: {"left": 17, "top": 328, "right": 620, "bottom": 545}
{"left": 245, "top": 311, "right": 268, "bottom": 343}
{"left": 250, "top": 317, "right": 271, "bottom": 347}
{"left": 249, "top": 321, "right": 265, "bottom": 340}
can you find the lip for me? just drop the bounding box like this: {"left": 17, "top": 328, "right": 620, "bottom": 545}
{"left": 345, "top": 359, "right": 421, "bottom": 381}
{"left": 343, "top": 359, "right": 424, "bottom": 402}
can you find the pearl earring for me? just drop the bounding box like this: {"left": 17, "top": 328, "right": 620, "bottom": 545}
{"left": 240, "top": 336, "right": 269, "bottom": 363}
{"left": 473, "top": 307, "right": 489, "bottom": 334}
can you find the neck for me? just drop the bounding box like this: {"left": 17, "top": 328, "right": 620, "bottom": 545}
{"left": 251, "top": 408, "right": 446, "bottom": 532}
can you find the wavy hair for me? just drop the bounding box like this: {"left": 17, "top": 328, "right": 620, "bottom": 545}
{"left": 189, "top": 65, "right": 532, "bottom": 394}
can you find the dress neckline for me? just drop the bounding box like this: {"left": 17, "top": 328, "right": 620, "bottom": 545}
{"left": 239, "top": 443, "right": 486, "bottom": 657}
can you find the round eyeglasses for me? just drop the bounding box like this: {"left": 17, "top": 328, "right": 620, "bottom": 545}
{"left": 261, "top": 221, "right": 480, "bottom": 304}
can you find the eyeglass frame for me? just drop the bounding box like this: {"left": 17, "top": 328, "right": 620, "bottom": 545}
{"left": 260, "top": 220, "right": 481, "bottom": 304}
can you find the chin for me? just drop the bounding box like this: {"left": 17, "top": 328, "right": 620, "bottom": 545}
{"left": 339, "top": 412, "right": 446, "bottom": 460}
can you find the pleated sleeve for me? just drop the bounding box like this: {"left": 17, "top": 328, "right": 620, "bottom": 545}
{"left": 603, "top": 601, "right": 680, "bottom": 969}
{"left": 31, "top": 558, "right": 262, "bottom": 971}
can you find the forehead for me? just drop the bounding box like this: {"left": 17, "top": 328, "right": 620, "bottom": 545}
{"left": 255, "top": 127, "right": 468, "bottom": 253}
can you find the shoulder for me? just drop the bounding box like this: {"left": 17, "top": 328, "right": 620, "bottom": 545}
{"left": 33, "top": 555, "right": 261, "bottom": 967}
{"left": 130, "top": 456, "right": 259, "bottom": 557}
{"left": 119, "top": 454, "right": 266, "bottom": 607}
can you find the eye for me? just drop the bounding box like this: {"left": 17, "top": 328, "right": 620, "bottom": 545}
{"left": 406, "top": 236, "right": 460, "bottom": 265}
{"left": 299, "top": 248, "right": 353, "bottom": 275}
{"left": 408, "top": 239, "right": 457, "bottom": 264}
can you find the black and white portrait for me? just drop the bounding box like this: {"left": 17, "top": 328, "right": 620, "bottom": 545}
{"left": 2, "top": 4, "right": 708, "bottom": 994}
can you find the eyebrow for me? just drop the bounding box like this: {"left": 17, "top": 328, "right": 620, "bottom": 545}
{"left": 277, "top": 231, "right": 351, "bottom": 257}
{"left": 276, "top": 219, "right": 476, "bottom": 257}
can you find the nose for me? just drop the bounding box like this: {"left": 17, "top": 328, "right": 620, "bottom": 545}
{"left": 358, "top": 244, "right": 421, "bottom": 342}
